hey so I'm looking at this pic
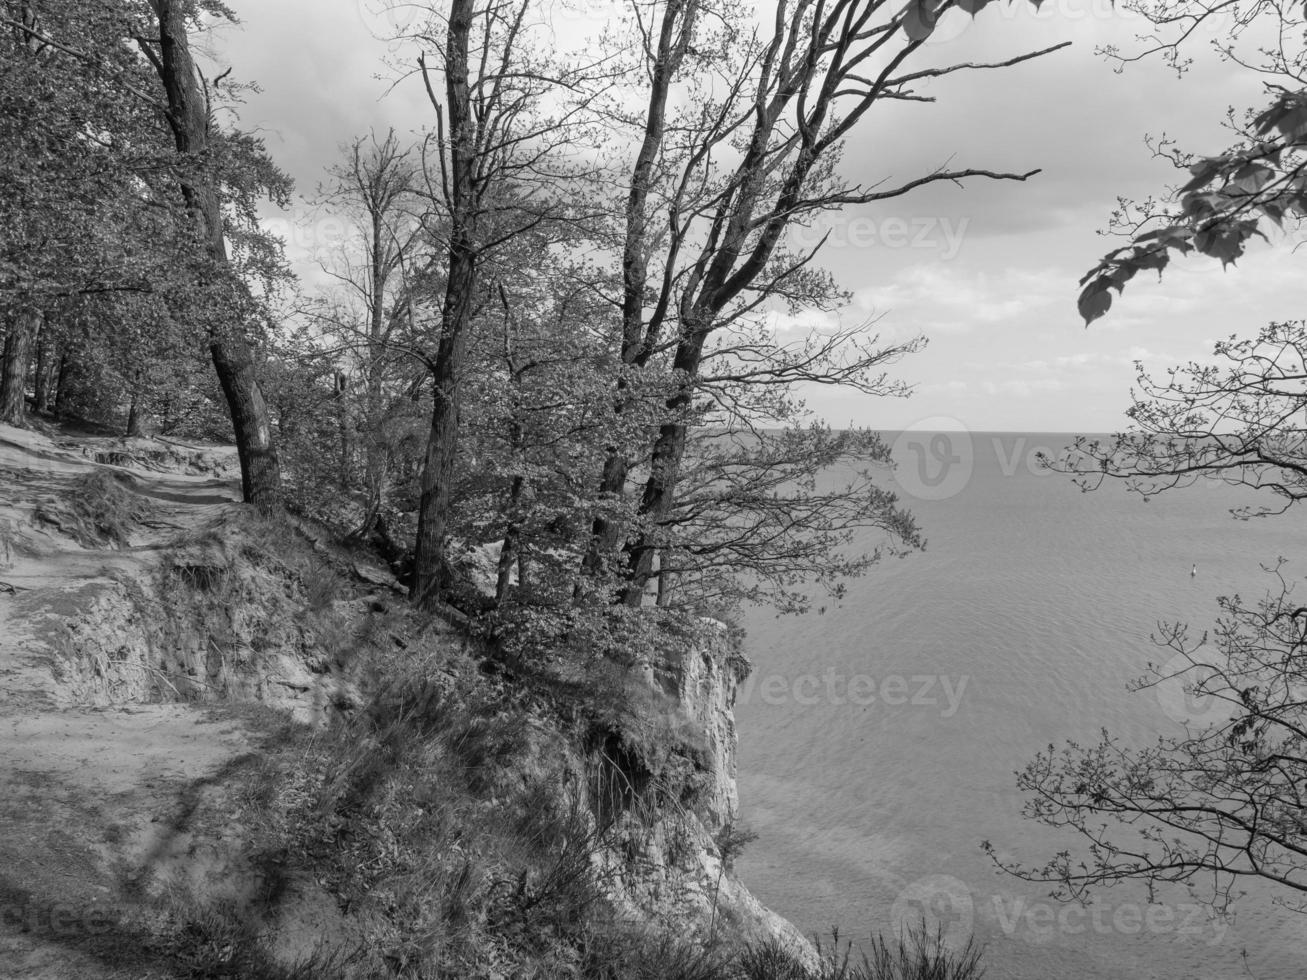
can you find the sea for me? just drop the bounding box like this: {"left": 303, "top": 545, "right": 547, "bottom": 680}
{"left": 734, "top": 431, "right": 1307, "bottom": 980}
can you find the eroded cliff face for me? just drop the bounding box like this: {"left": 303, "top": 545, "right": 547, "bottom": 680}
{"left": 599, "top": 627, "right": 817, "bottom": 966}
{"left": 3, "top": 514, "right": 368, "bottom": 724}
{"left": 0, "top": 425, "right": 419, "bottom": 728}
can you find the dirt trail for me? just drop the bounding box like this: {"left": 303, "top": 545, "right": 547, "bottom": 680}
{"left": 0, "top": 424, "right": 269, "bottom": 979}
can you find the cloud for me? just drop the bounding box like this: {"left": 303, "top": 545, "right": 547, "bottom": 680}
{"left": 981, "top": 378, "right": 1065, "bottom": 398}
{"left": 853, "top": 264, "right": 1068, "bottom": 334}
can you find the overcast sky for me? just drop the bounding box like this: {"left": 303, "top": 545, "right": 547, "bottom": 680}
{"left": 210, "top": 1, "right": 1300, "bottom": 434}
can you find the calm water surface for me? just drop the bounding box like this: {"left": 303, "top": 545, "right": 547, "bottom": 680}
{"left": 735, "top": 432, "right": 1307, "bottom": 980}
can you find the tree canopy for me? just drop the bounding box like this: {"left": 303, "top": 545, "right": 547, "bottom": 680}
{"left": 2, "top": 0, "right": 1069, "bottom": 649}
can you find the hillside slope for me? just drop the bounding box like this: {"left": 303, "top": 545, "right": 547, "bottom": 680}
{"left": 0, "top": 423, "right": 815, "bottom": 979}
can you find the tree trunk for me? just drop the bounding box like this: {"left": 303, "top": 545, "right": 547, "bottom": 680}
{"left": 334, "top": 377, "right": 352, "bottom": 490}
{"left": 494, "top": 472, "right": 525, "bottom": 606}
{"left": 621, "top": 418, "right": 688, "bottom": 606}
{"left": 582, "top": 452, "right": 631, "bottom": 577}
{"left": 32, "top": 321, "right": 52, "bottom": 414}
{"left": 351, "top": 370, "right": 387, "bottom": 542}
{"left": 150, "top": 0, "right": 280, "bottom": 508}
{"left": 583, "top": 0, "right": 696, "bottom": 579}
{"left": 360, "top": 161, "right": 390, "bottom": 536}
{"left": 620, "top": 324, "right": 709, "bottom": 606}
{"left": 0, "top": 308, "right": 39, "bottom": 425}
{"left": 53, "top": 349, "right": 70, "bottom": 415}
{"left": 209, "top": 337, "right": 279, "bottom": 506}
{"left": 355, "top": 413, "right": 386, "bottom": 541}
{"left": 656, "top": 559, "right": 675, "bottom": 607}
{"left": 125, "top": 391, "right": 142, "bottom": 437}
{"left": 411, "top": 0, "right": 477, "bottom": 609}
{"left": 495, "top": 527, "right": 517, "bottom": 606}
{"left": 411, "top": 249, "right": 475, "bottom": 606}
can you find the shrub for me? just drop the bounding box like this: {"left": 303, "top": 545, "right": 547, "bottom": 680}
{"left": 739, "top": 922, "right": 986, "bottom": 980}
{"left": 861, "top": 921, "right": 985, "bottom": 980}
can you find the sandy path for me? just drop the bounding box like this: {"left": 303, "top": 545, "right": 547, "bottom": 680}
{"left": 0, "top": 424, "right": 265, "bottom": 979}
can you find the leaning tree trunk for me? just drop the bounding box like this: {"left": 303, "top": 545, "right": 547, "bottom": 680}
{"left": 0, "top": 308, "right": 40, "bottom": 425}
{"left": 150, "top": 0, "right": 280, "bottom": 508}
{"left": 209, "top": 336, "right": 280, "bottom": 505}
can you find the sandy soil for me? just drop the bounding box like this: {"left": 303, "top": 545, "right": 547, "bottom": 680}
{"left": 0, "top": 424, "right": 271, "bottom": 979}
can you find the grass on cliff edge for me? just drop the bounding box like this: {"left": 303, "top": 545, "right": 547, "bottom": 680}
{"left": 206, "top": 627, "right": 988, "bottom": 980}
{"left": 224, "top": 636, "right": 722, "bottom": 978}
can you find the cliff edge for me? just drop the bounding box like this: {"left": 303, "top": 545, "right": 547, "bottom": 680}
{"left": 0, "top": 423, "right": 814, "bottom": 978}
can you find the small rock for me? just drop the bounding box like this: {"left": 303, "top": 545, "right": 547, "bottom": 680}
{"left": 353, "top": 561, "right": 400, "bottom": 591}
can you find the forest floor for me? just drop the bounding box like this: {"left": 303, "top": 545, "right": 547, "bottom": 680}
{"left": 0, "top": 423, "right": 286, "bottom": 979}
